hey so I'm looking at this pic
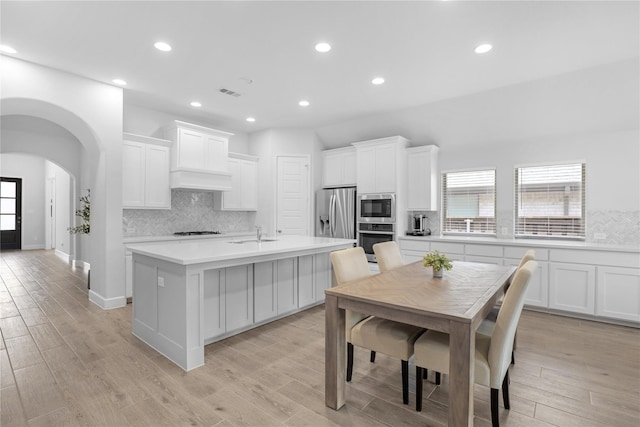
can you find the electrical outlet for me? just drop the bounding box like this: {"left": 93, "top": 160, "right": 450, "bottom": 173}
{"left": 157, "top": 277, "right": 165, "bottom": 287}
{"left": 594, "top": 233, "right": 607, "bottom": 240}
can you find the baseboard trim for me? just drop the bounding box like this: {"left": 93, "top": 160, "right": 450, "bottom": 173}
{"left": 54, "top": 250, "right": 70, "bottom": 262}
{"left": 72, "top": 260, "right": 91, "bottom": 271}
{"left": 89, "top": 290, "right": 127, "bottom": 310}
{"left": 21, "top": 244, "right": 46, "bottom": 250}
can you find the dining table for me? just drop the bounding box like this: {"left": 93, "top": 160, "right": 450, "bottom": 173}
{"left": 324, "top": 260, "right": 516, "bottom": 427}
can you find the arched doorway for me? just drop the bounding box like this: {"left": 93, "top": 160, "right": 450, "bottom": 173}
{"left": 2, "top": 56, "right": 126, "bottom": 309}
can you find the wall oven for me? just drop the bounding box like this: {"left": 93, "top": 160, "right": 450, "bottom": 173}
{"left": 357, "top": 193, "right": 396, "bottom": 223}
{"left": 358, "top": 222, "right": 395, "bottom": 263}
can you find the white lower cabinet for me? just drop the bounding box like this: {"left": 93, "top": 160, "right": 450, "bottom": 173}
{"left": 204, "top": 265, "right": 254, "bottom": 337}
{"left": 398, "top": 239, "right": 430, "bottom": 264}
{"left": 298, "top": 255, "right": 315, "bottom": 308}
{"left": 549, "top": 263, "right": 596, "bottom": 315}
{"left": 314, "top": 253, "right": 332, "bottom": 303}
{"left": 277, "top": 258, "right": 298, "bottom": 315}
{"left": 254, "top": 261, "right": 277, "bottom": 323}
{"left": 505, "top": 259, "right": 549, "bottom": 308}
{"left": 596, "top": 266, "right": 640, "bottom": 322}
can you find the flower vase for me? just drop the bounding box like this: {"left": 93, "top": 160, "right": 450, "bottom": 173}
{"left": 433, "top": 268, "right": 443, "bottom": 278}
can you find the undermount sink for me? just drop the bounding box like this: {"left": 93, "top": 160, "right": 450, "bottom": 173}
{"left": 228, "top": 238, "right": 279, "bottom": 244}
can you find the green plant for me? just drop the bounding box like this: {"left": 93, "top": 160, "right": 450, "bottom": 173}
{"left": 423, "top": 250, "right": 452, "bottom": 271}
{"left": 68, "top": 190, "right": 90, "bottom": 234}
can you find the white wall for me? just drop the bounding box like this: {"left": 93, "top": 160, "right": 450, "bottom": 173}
{"left": 2, "top": 56, "right": 125, "bottom": 309}
{"left": 45, "top": 161, "right": 72, "bottom": 257}
{"left": 248, "top": 128, "right": 322, "bottom": 236}
{"left": 0, "top": 153, "right": 46, "bottom": 250}
{"left": 123, "top": 103, "right": 250, "bottom": 154}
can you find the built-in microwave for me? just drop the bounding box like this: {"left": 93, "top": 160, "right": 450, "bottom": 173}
{"left": 357, "top": 193, "right": 396, "bottom": 223}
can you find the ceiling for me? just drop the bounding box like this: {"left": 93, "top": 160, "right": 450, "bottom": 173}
{"left": 1, "top": 1, "right": 638, "bottom": 135}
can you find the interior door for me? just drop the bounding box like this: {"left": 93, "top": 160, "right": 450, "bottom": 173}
{"left": 1, "top": 177, "right": 22, "bottom": 250}
{"left": 276, "top": 156, "right": 310, "bottom": 235}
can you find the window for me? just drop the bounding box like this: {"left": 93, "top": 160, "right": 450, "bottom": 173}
{"left": 442, "top": 169, "right": 496, "bottom": 235}
{"left": 515, "top": 162, "right": 585, "bottom": 239}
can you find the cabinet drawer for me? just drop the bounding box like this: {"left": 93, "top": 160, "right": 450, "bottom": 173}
{"left": 430, "top": 242, "right": 464, "bottom": 255}
{"left": 504, "top": 246, "right": 549, "bottom": 261}
{"left": 465, "top": 255, "right": 502, "bottom": 265}
{"left": 465, "top": 244, "right": 502, "bottom": 258}
{"left": 550, "top": 249, "right": 639, "bottom": 268}
{"left": 398, "top": 239, "right": 429, "bottom": 252}
{"left": 401, "top": 250, "right": 426, "bottom": 264}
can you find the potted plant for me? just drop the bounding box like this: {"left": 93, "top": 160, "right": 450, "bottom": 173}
{"left": 423, "top": 250, "right": 453, "bottom": 278}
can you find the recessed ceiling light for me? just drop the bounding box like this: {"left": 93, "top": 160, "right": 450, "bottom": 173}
{"left": 474, "top": 43, "right": 492, "bottom": 54}
{"left": 154, "top": 41, "right": 172, "bottom": 52}
{"left": 112, "top": 79, "right": 127, "bottom": 86}
{"left": 371, "top": 77, "right": 385, "bottom": 85}
{"left": 315, "top": 42, "right": 331, "bottom": 53}
{"left": 246, "top": 117, "right": 256, "bottom": 122}
{"left": 0, "top": 45, "right": 17, "bottom": 54}
{"left": 190, "top": 101, "right": 202, "bottom": 108}
{"left": 298, "top": 100, "right": 310, "bottom": 107}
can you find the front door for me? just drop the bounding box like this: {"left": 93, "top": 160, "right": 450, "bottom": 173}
{"left": 276, "top": 156, "right": 310, "bottom": 236}
{"left": 1, "top": 177, "right": 22, "bottom": 250}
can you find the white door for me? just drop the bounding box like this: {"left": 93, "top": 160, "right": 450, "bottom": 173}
{"left": 276, "top": 156, "right": 310, "bottom": 235}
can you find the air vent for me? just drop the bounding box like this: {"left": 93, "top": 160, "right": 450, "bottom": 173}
{"left": 219, "top": 88, "right": 241, "bottom": 97}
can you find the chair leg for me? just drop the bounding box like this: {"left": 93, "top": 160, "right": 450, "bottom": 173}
{"left": 347, "top": 343, "right": 354, "bottom": 382}
{"left": 435, "top": 372, "right": 441, "bottom": 385}
{"left": 401, "top": 360, "right": 409, "bottom": 405}
{"left": 370, "top": 350, "right": 376, "bottom": 363}
{"left": 511, "top": 350, "right": 515, "bottom": 365}
{"left": 502, "top": 370, "right": 510, "bottom": 410}
{"left": 491, "top": 388, "right": 499, "bottom": 427}
{"left": 423, "top": 368, "right": 428, "bottom": 380}
{"left": 415, "top": 366, "right": 423, "bottom": 412}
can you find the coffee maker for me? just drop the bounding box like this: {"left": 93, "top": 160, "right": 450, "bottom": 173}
{"left": 407, "top": 214, "right": 431, "bottom": 236}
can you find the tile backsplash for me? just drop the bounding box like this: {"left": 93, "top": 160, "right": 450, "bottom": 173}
{"left": 420, "top": 210, "right": 639, "bottom": 247}
{"left": 123, "top": 190, "right": 255, "bottom": 236}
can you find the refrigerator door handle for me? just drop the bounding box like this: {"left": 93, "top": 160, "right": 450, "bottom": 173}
{"left": 329, "top": 194, "right": 336, "bottom": 237}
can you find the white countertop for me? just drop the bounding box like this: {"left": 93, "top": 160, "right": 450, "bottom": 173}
{"left": 398, "top": 234, "right": 640, "bottom": 253}
{"left": 127, "top": 235, "right": 356, "bottom": 265}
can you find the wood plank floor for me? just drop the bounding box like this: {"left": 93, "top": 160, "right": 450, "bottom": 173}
{"left": 1, "top": 250, "right": 639, "bottom": 426}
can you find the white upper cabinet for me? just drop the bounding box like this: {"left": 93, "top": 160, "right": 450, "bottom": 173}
{"left": 163, "top": 121, "right": 234, "bottom": 191}
{"left": 353, "top": 136, "right": 409, "bottom": 194}
{"left": 406, "top": 145, "right": 439, "bottom": 211}
{"left": 122, "top": 133, "right": 171, "bottom": 209}
{"left": 214, "top": 153, "right": 258, "bottom": 211}
{"left": 322, "top": 146, "right": 356, "bottom": 188}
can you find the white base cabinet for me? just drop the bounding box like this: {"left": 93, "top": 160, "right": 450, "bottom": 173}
{"left": 596, "top": 266, "right": 640, "bottom": 322}
{"left": 549, "top": 263, "right": 596, "bottom": 315}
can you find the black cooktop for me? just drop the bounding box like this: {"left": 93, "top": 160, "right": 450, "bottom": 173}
{"left": 173, "top": 231, "right": 222, "bottom": 236}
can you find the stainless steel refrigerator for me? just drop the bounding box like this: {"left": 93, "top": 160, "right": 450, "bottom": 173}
{"left": 316, "top": 187, "right": 357, "bottom": 239}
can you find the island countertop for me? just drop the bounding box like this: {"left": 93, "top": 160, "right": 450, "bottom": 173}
{"left": 127, "top": 235, "right": 356, "bottom": 266}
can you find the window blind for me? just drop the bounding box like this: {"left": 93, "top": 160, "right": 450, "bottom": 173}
{"left": 515, "top": 163, "right": 585, "bottom": 239}
{"left": 442, "top": 169, "right": 496, "bottom": 235}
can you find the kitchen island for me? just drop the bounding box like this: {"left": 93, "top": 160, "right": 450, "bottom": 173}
{"left": 128, "top": 235, "right": 355, "bottom": 370}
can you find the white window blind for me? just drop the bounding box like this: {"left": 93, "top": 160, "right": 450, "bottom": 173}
{"left": 442, "top": 169, "right": 496, "bottom": 235}
{"left": 515, "top": 163, "right": 585, "bottom": 239}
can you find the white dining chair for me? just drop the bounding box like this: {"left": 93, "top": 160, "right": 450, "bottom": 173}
{"left": 478, "top": 249, "right": 535, "bottom": 364}
{"left": 413, "top": 260, "right": 537, "bottom": 427}
{"left": 372, "top": 241, "right": 404, "bottom": 272}
{"left": 330, "top": 246, "right": 425, "bottom": 405}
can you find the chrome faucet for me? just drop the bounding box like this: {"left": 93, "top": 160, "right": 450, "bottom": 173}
{"left": 256, "top": 225, "right": 264, "bottom": 242}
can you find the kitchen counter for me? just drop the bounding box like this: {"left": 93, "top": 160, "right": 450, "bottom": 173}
{"left": 130, "top": 235, "right": 355, "bottom": 370}
{"left": 398, "top": 234, "right": 640, "bottom": 253}
{"left": 128, "top": 235, "right": 356, "bottom": 266}
{"left": 123, "top": 231, "right": 253, "bottom": 244}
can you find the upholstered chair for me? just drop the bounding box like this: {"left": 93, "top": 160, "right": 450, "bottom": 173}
{"left": 414, "top": 260, "right": 537, "bottom": 427}
{"left": 372, "top": 241, "right": 404, "bottom": 272}
{"left": 330, "top": 246, "right": 425, "bottom": 405}
{"left": 478, "top": 249, "right": 535, "bottom": 364}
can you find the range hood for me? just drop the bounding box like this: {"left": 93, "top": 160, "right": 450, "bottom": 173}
{"left": 170, "top": 168, "right": 232, "bottom": 192}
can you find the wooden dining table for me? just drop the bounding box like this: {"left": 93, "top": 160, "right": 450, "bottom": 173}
{"left": 324, "top": 260, "right": 516, "bottom": 427}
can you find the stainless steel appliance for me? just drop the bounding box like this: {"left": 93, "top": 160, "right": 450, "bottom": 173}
{"left": 406, "top": 214, "right": 431, "bottom": 236}
{"left": 358, "top": 222, "right": 395, "bottom": 262}
{"left": 357, "top": 193, "right": 396, "bottom": 223}
{"left": 316, "top": 187, "right": 357, "bottom": 239}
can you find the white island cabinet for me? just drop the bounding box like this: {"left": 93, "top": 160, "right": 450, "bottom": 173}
{"left": 128, "top": 235, "right": 354, "bottom": 370}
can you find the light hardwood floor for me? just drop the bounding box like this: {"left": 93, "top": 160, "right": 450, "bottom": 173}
{"left": 1, "top": 250, "right": 638, "bottom": 426}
